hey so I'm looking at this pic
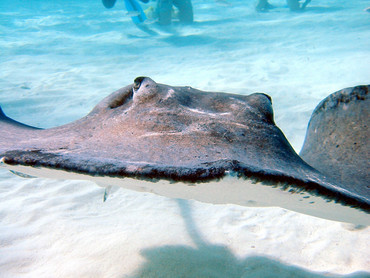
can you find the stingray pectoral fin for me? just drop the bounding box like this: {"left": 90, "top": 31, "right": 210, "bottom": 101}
{"left": 1, "top": 162, "right": 369, "bottom": 225}
{"left": 300, "top": 85, "right": 369, "bottom": 198}
{"left": 0, "top": 106, "right": 43, "bottom": 153}
{"left": 0, "top": 106, "right": 40, "bottom": 130}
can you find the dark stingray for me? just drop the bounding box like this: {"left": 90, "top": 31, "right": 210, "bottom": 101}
{"left": 0, "top": 77, "right": 369, "bottom": 224}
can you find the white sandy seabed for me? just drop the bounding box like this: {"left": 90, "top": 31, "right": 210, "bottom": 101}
{"left": 0, "top": 0, "right": 369, "bottom": 277}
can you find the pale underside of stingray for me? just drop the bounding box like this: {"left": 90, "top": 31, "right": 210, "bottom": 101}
{"left": 0, "top": 77, "right": 369, "bottom": 225}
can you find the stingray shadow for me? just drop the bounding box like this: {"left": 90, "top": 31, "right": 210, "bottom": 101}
{"left": 128, "top": 200, "right": 369, "bottom": 278}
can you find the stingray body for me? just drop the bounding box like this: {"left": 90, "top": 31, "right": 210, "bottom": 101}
{"left": 0, "top": 77, "right": 369, "bottom": 224}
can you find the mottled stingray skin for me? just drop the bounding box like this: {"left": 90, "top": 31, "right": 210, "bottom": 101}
{"left": 0, "top": 77, "right": 369, "bottom": 212}
{"left": 300, "top": 85, "right": 369, "bottom": 199}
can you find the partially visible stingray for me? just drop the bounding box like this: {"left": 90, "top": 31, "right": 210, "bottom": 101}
{"left": 300, "top": 85, "right": 369, "bottom": 197}
{"left": 0, "top": 77, "right": 369, "bottom": 225}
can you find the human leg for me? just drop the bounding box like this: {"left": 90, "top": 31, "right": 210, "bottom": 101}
{"left": 157, "top": 0, "right": 173, "bottom": 25}
{"left": 286, "top": 0, "right": 301, "bottom": 11}
{"left": 173, "top": 0, "right": 193, "bottom": 23}
{"left": 256, "top": 0, "right": 273, "bottom": 12}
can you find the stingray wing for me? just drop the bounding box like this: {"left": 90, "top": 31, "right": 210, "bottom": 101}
{"left": 0, "top": 78, "right": 369, "bottom": 214}
{"left": 300, "top": 85, "right": 369, "bottom": 200}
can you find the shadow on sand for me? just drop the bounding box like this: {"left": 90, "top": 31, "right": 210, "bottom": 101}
{"left": 129, "top": 200, "right": 368, "bottom": 278}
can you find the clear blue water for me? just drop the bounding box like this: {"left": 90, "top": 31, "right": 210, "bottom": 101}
{"left": 0, "top": 1, "right": 369, "bottom": 277}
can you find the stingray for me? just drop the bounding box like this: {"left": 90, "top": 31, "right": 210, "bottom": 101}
{"left": 0, "top": 77, "right": 369, "bottom": 225}
{"left": 300, "top": 85, "right": 369, "bottom": 198}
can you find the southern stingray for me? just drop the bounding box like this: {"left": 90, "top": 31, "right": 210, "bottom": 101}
{"left": 0, "top": 77, "right": 368, "bottom": 225}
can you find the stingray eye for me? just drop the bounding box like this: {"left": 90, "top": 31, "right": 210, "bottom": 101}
{"left": 133, "top": 76, "right": 147, "bottom": 91}
{"left": 132, "top": 77, "right": 158, "bottom": 103}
